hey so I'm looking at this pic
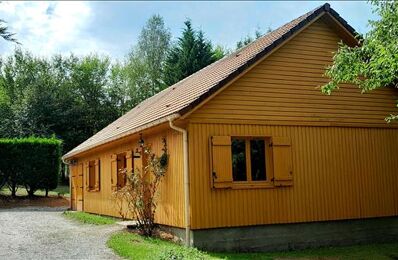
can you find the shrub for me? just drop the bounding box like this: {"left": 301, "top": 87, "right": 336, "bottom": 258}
{"left": 113, "top": 138, "right": 168, "bottom": 236}
{"left": 0, "top": 137, "right": 62, "bottom": 197}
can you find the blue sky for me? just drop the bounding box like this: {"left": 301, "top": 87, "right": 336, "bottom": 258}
{"left": 0, "top": 1, "right": 376, "bottom": 60}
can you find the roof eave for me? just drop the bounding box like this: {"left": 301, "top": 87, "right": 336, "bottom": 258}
{"left": 62, "top": 113, "right": 181, "bottom": 160}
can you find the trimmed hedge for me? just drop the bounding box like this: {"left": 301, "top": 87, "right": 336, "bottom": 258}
{"left": 0, "top": 137, "right": 62, "bottom": 197}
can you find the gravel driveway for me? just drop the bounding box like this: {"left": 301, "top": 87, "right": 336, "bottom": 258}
{"left": 0, "top": 207, "right": 122, "bottom": 260}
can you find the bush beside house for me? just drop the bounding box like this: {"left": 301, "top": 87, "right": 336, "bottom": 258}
{"left": 0, "top": 137, "right": 62, "bottom": 197}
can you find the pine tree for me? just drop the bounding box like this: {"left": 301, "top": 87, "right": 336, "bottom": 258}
{"left": 0, "top": 19, "right": 18, "bottom": 43}
{"left": 236, "top": 27, "right": 271, "bottom": 50}
{"left": 163, "top": 20, "right": 220, "bottom": 86}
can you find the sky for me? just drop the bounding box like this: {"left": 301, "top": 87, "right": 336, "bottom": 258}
{"left": 0, "top": 1, "right": 377, "bottom": 60}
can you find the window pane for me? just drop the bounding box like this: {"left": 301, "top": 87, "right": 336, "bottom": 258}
{"left": 231, "top": 139, "right": 247, "bottom": 181}
{"left": 250, "top": 139, "right": 266, "bottom": 181}
{"left": 89, "top": 161, "right": 95, "bottom": 189}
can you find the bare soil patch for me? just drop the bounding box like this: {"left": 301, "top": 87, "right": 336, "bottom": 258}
{"left": 0, "top": 195, "right": 69, "bottom": 208}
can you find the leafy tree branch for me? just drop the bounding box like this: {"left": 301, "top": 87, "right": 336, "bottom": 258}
{"left": 322, "top": 0, "right": 398, "bottom": 121}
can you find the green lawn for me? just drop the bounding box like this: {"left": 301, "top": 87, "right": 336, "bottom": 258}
{"left": 63, "top": 211, "right": 117, "bottom": 225}
{"left": 107, "top": 231, "right": 213, "bottom": 260}
{"left": 212, "top": 243, "right": 398, "bottom": 260}
{"left": 108, "top": 231, "right": 398, "bottom": 260}
{"left": 0, "top": 184, "right": 70, "bottom": 197}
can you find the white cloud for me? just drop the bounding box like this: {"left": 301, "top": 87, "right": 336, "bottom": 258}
{"left": 0, "top": 1, "right": 109, "bottom": 57}
{"left": 0, "top": 1, "right": 375, "bottom": 60}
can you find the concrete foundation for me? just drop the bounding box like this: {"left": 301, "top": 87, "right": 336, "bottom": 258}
{"left": 161, "top": 217, "right": 398, "bottom": 252}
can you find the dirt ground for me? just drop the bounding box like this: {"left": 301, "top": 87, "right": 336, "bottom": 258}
{"left": 0, "top": 195, "right": 70, "bottom": 208}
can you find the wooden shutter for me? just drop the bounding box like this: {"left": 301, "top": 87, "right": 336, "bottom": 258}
{"left": 94, "top": 159, "right": 100, "bottom": 191}
{"left": 126, "top": 150, "right": 133, "bottom": 185}
{"left": 111, "top": 154, "right": 117, "bottom": 191}
{"left": 84, "top": 162, "right": 90, "bottom": 191}
{"left": 126, "top": 151, "right": 133, "bottom": 174}
{"left": 210, "top": 136, "right": 233, "bottom": 188}
{"left": 272, "top": 136, "right": 293, "bottom": 186}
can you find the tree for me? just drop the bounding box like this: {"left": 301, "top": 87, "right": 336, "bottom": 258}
{"left": 108, "top": 62, "right": 132, "bottom": 115}
{"left": 236, "top": 27, "right": 271, "bottom": 50}
{"left": 213, "top": 45, "right": 230, "bottom": 60}
{"left": 0, "top": 19, "right": 18, "bottom": 43}
{"left": 124, "top": 15, "right": 171, "bottom": 106}
{"left": 322, "top": 1, "right": 398, "bottom": 121}
{"left": 69, "top": 55, "right": 119, "bottom": 136}
{"left": 0, "top": 49, "right": 121, "bottom": 161}
{"left": 163, "top": 20, "right": 222, "bottom": 86}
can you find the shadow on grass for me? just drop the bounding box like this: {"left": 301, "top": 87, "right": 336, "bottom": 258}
{"left": 107, "top": 230, "right": 398, "bottom": 260}
{"left": 209, "top": 242, "right": 398, "bottom": 260}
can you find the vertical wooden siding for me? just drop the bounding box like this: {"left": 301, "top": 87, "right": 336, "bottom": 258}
{"left": 188, "top": 123, "right": 398, "bottom": 229}
{"left": 70, "top": 164, "right": 77, "bottom": 210}
{"left": 72, "top": 129, "right": 185, "bottom": 228}
{"left": 189, "top": 17, "right": 398, "bottom": 126}
{"left": 187, "top": 16, "right": 398, "bottom": 229}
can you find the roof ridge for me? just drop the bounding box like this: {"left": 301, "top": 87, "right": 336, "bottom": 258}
{"left": 232, "top": 3, "right": 329, "bottom": 56}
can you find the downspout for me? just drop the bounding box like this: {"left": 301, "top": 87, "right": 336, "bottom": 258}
{"left": 62, "top": 158, "right": 72, "bottom": 210}
{"left": 168, "top": 117, "right": 191, "bottom": 247}
{"left": 61, "top": 158, "right": 72, "bottom": 181}
{"left": 61, "top": 157, "right": 71, "bottom": 166}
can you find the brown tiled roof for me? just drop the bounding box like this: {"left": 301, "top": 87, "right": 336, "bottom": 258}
{"left": 63, "top": 3, "right": 357, "bottom": 159}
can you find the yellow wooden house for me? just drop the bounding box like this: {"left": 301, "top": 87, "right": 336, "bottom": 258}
{"left": 63, "top": 3, "right": 398, "bottom": 251}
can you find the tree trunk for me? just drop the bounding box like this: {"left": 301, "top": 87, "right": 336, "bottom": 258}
{"left": 45, "top": 188, "right": 49, "bottom": 197}
{"left": 61, "top": 163, "right": 65, "bottom": 183}
{"left": 27, "top": 189, "right": 35, "bottom": 198}
{"left": 11, "top": 183, "right": 16, "bottom": 198}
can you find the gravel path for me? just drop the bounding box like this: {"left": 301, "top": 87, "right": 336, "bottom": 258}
{"left": 0, "top": 207, "right": 122, "bottom": 260}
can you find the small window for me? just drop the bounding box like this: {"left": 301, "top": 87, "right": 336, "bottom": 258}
{"left": 250, "top": 139, "right": 266, "bottom": 181}
{"left": 89, "top": 161, "right": 95, "bottom": 190}
{"left": 211, "top": 135, "right": 292, "bottom": 189}
{"left": 231, "top": 137, "right": 268, "bottom": 183}
{"left": 232, "top": 139, "right": 247, "bottom": 181}
{"left": 117, "top": 153, "right": 127, "bottom": 188}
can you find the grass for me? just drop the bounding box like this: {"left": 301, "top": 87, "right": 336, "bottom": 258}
{"left": 107, "top": 231, "right": 398, "bottom": 260}
{"left": 212, "top": 243, "right": 398, "bottom": 259}
{"left": 63, "top": 211, "right": 117, "bottom": 225}
{"left": 107, "top": 231, "right": 214, "bottom": 260}
{"left": 0, "top": 184, "right": 70, "bottom": 197}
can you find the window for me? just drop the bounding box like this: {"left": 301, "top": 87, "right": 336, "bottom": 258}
{"left": 231, "top": 138, "right": 268, "bottom": 183}
{"left": 117, "top": 153, "right": 127, "bottom": 188}
{"left": 232, "top": 139, "right": 247, "bottom": 181}
{"left": 87, "top": 159, "right": 100, "bottom": 191}
{"left": 89, "top": 161, "right": 95, "bottom": 190}
{"left": 250, "top": 139, "right": 266, "bottom": 181}
{"left": 111, "top": 151, "right": 133, "bottom": 191}
{"left": 210, "top": 135, "right": 293, "bottom": 189}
